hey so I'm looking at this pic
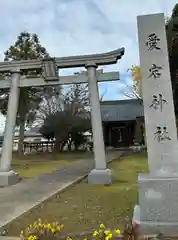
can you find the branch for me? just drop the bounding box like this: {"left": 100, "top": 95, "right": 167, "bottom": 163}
{"left": 121, "top": 82, "right": 141, "bottom": 100}
{"left": 100, "top": 87, "right": 107, "bottom": 101}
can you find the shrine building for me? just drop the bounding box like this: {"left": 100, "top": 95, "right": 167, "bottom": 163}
{"left": 100, "top": 99, "right": 144, "bottom": 147}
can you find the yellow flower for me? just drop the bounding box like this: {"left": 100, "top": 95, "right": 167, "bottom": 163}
{"left": 115, "top": 229, "right": 121, "bottom": 235}
{"left": 57, "top": 226, "right": 61, "bottom": 231}
{"left": 66, "top": 237, "right": 72, "bottom": 240}
{"left": 47, "top": 223, "right": 51, "bottom": 229}
{"left": 60, "top": 224, "right": 64, "bottom": 229}
{"left": 105, "top": 233, "right": 112, "bottom": 240}
{"left": 27, "top": 235, "right": 38, "bottom": 240}
{"left": 43, "top": 224, "right": 48, "bottom": 228}
{"left": 99, "top": 224, "right": 105, "bottom": 229}
{"left": 51, "top": 228, "right": 56, "bottom": 233}
{"left": 93, "top": 230, "right": 99, "bottom": 237}
{"left": 104, "top": 230, "right": 111, "bottom": 235}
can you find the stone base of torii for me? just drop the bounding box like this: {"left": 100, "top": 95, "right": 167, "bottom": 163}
{"left": 0, "top": 48, "right": 124, "bottom": 186}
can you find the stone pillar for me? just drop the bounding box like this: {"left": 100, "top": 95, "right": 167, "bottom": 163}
{"left": 86, "top": 62, "right": 113, "bottom": 184}
{"left": 0, "top": 69, "right": 21, "bottom": 186}
{"left": 133, "top": 13, "right": 178, "bottom": 234}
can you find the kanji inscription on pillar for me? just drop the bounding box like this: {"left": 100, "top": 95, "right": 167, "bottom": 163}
{"left": 137, "top": 13, "right": 178, "bottom": 174}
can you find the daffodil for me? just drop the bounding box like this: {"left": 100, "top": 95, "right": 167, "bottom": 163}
{"left": 99, "top": 224, "right": 105, "bottom": 229}
{"left": 115, "top": 229, "right": 121, "bottom": 235}
{"left": 105, "top": 233, "right": 112, "bottom": 240}
{"left": 51, "top": 228, "right": 56, "bottom": 233}
{"left": 93, "top": 230, "right": 99, "bottom": 237}
{"left": 57, "top": 226, "right": 61, "bottom": 231}
{"left": 66, "top": 237, "right": 72, "bottom": 240}
{"left": 60, "top": 224, "right": 64, "bottom": 229}
{"left": 27, "top": 235, "right": 38, "bottom": 240}
{"left": 104, "top": 230, "right": 111, "bottom": 235}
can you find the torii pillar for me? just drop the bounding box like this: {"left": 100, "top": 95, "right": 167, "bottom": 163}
{"left": 0, "top": 48, "right": 125, "bottom": 186}
{"left": 0, "top": 69, "right": 21, "bottom": 185}
{"left": 86, "top": 62, "right": 111, "bottom": 183}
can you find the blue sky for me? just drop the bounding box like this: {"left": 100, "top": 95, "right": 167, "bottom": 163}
{"left": 0, "top": 0, "right": 177, "bottom": 130}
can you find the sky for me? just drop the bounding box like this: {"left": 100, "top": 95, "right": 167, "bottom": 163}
{"left": 0, "top": 0, "right": 177, "bottom": 130}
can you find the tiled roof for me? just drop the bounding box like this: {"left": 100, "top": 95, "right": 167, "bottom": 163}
{"left": 100, "top": 99, "right": 144, "bottom": 122}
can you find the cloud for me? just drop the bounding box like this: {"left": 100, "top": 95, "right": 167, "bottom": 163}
{"left": 0, "top": 0, "right": 176, "bottom": 125}
{"left": 0, "top": 0, "right": 176, "bottom": 65}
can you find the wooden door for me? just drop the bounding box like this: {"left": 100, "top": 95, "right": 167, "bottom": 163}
{"left": 111, "top": 126, "right": 123, "bottom": 147}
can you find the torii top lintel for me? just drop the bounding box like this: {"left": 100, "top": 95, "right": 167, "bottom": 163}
{"left": 0, "top": 48, "right": 125, "bottom": 72}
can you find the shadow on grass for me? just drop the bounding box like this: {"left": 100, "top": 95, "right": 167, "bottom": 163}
{"left": 114, "top": 179, "right": 129, "bottom": 184}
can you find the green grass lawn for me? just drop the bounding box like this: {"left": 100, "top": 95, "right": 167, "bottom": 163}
{"left": 11, "top": 152, "right": 92, "bottom": 179}
{"left": 3, "top": 152, "right": 148, "bottom": 236}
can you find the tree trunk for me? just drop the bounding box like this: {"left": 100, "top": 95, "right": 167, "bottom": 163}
{"left": 18, "top": 102, "right": 26, "bottom": 157}
{"left": 54, "top": 137, "right": 67, "bottom": 152}
{"left": 60, "top": 141, "right": 67, "bottom": 152}
{"left": 67, "top": 138, "right": 72, "bottom": 151}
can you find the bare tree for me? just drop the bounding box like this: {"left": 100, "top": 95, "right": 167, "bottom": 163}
{"left": 38, "top": 83, "right": 91, "bottom": 151}
{"left": 122, "top": 81, "right": 141, "bottom": 99}
{"left": 121, "top": 65, "right": 142, "bottom": 100}
{"left": 37, "top": 69, "right": 108, "bottom": 151}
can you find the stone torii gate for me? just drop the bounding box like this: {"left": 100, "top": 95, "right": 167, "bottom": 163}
{"left": 0, "top": 48, "right": 124, "bottom": 186}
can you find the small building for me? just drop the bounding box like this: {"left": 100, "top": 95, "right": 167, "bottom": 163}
{"left": 14, "top": 126, "right": 47, "bottom": 143}
{"left": 13, "top": 127, "right": 50, "bottom": 152}
{"left": 12, "top": 99, "right": 144, "bottom": 149}
{"left": 101, "top": 99, "right": 144, "bottom": 147}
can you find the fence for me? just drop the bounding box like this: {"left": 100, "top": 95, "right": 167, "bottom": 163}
{"left": 23, "top": 141, "right": 55, "bottom": 153}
